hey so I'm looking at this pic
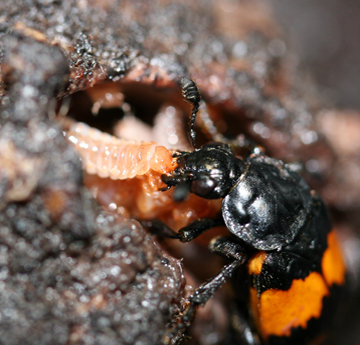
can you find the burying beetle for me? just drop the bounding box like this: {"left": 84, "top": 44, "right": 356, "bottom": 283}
{"left": 147, "top": 77, "right": 347, "bottom": 345}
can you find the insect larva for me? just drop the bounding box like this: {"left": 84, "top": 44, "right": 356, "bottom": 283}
{"left": 153, "top": 104, "right": 192, "bottom": 151}
{"left": 66, "top": 121, "right": 174, "bottom": 180}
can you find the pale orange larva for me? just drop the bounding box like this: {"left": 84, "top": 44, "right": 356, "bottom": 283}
{"left": 64, "top": 119, "right": 222, "bottom": 230}
{"left": 65, "top": 121, "right": 175, "bottom": 181}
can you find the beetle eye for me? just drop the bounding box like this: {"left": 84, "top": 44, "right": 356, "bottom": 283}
{"left": 191, "top": 179, "right": 216, "bottom": 196}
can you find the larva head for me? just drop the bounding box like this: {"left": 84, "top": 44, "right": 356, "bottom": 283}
{"left": 162, "top": 142, "right": 245, "bottom": 200}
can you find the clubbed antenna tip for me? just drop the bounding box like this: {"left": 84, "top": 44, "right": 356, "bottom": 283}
{"left": 179, "top": 77, "right": 201, "bottom": 150}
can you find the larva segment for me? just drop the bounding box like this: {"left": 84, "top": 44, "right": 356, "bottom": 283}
{"left": 66, "top": 121, "right": 175, "bottom": 180}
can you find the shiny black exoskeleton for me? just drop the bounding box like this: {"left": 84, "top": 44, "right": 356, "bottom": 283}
{"left": 155, "top": 77, "right": 346, "bottom": 345}
{"left": 163, "top": 77, "right": 314, "bottom": 252}
{"left": 162, "top": 141, "right": 314, "bottom": 251}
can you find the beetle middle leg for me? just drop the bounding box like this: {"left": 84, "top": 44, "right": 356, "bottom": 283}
{"left": 209, "top": 235, "right": 250, "bottom": 261}
{"left": 141, "top": 215, "right": 225, "bottom": 242}
{"left": 209, "top": 237, "right": 261, "bottom": 345}
{"left": 187, "top": 236, "right": 249, "bottom": 307}
{"left": 174, "top": 259, "right": 244, "bottom": 333}
{"left": 144, "top": 214, "right": 259, "bottom": 343}
{"left": 169, "top": 237, "right": 253, "bottom": 341}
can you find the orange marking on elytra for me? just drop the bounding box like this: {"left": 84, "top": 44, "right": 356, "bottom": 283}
{"left": 249, "top": 229, "right": 347, "bottom": 342}
{"left": 248, "top": 251, "right": 267, "bottom": 275}
{"left": 250, "top": 272, "right": 329, "bottom": 341}
{"left": 321, "top": 230, "right": 346, "bottom": 287}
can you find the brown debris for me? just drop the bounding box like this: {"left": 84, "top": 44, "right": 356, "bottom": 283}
{"left": 0, "top": 141, "right": 43, "bottom": 203}
{"left": 0, "top": 30, "right": 185, "bottom": 345}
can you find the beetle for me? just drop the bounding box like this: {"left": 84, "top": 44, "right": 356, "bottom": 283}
{"left": 147, "top": 77, "right": 347, "bottom": 345}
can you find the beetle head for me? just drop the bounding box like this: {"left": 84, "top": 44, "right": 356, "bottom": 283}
{"left": 162, "top": 142, "right": 245, "bottom": 200}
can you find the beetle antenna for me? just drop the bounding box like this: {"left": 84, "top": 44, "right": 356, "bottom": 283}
{"left": 179, "top": 77, "right": 200, "bottom": 150}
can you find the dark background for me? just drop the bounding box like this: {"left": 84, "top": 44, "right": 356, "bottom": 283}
{"left": 272, "top": 0, "right": 360, "bottom": 110}
{"left": 273, "top": 2, "right": 360, "bottom": 343}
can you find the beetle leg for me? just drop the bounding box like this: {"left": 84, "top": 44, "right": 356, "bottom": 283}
{"left": 230, "top": 307, "right": 261, "bottom": 345}
{"left": 209, "top": 237, "right": 260, "bottom": 345}
{"left": 177, "top": 259, "right": 244, "bottom": 330}
{"left": 189, "top": 259, "right": 244, "bottom": 306}
{"left": 177, "top": 216, "right": 225, "bottom": 242}
{"left": 139, "top": 219, "right": 179, "bottom": 239}
{"left": 140, "top": 216, "right": 225, "bottom": 242}
{"left": 209, "top": 236, "right": 249, "bottom": 261}
{"left": 172, "top": 243, "right": 249, "bottom": 332}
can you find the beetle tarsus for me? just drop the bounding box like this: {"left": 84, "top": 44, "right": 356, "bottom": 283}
{"left": 139, "top": 219, "right": 180, "bottom": 239}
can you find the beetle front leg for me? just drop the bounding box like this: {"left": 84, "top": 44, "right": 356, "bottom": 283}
{"left": 209, "top": 236, "right": 250, "bottom": 261}
{"left": 177, "top": 216, "right": 225, "bottom": 242}
{"left": 139, "top": 219, "right": 179, "bottom": 239}
{"left": 140, "top": 216, "right": 225, "bottom": 241}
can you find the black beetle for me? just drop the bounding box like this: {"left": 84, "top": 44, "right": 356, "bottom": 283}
{"left": 152, "top": 77, "right": 347, "bottom": 345}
